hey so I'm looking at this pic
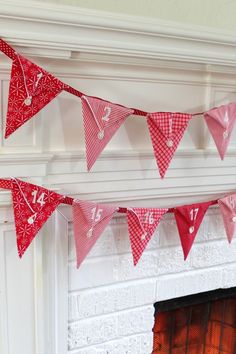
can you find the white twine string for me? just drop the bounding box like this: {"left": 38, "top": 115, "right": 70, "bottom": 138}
{"left": 11, "top": 177, "right": 36, "bottom": 215}
{"left": 17, "top": 53, "right": 43, "bottom": 101}
{"left": 127, "top": 207, "right": 147, "bottom": 236}
{"left": 82, "top": 95, "right": 103, "bottom": 132}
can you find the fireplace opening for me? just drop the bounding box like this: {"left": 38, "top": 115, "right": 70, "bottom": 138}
{"left": 152, "top": 288, "right": 236, "bottom": 353}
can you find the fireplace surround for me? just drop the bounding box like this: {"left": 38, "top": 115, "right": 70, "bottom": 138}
{"left": 153, "top": 287, "right": 236, "bottom": 353}
{"left": 1, "top": 3, "right": 236, "bottom": 354}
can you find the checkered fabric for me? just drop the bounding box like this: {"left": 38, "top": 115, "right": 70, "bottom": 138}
{"left": 73, "top": 199, "right": 117, "bottom": 268}
{"left": 218, "top": 193, "right": 236, "bottom": 243}
{"left": 11, "top": 178, "right": 63, "bottom": 257}
{"left": 127, "top": 207, "right": 168, "bottom": 266}
{"left": 147, "top": 112, "right": 192, "bottom": 178}
{"left": 5, "top": 53, "right": 65, "bottom": 138}
{"left": 174, "top": 201, "right": 212, "bottom": 260}
{"left": 81, "top": 95, "right": 134, "bottom": 171}
{"left": 204, "top": 103, "right": 236, "bottom": 160}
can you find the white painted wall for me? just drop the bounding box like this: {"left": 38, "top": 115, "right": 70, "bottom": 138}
{"left": 11, "top": 0, "right": 236, "bottom": 32}
{"left": 0, "top": 2, "right": 236, "bottom": 354}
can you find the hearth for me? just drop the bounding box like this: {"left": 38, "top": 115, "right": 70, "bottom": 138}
{"left": 152, "top": 288, "right": 236, "bottom": 353}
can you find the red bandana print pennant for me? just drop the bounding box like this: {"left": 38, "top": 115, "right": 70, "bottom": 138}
{"left": 81, "top": 95, "right": 134, "bottom": 170}
{"left": 218, "top": 194, "right": 236, "bottom": 243}
{"left": 174, "top": 201, "right": 212, "bottom": 260}
{"left": 127, "top": 207, "right": 168, "bottom": 265}
{"left": 11, "top": 178, "right": 63, "bottom": 257}
{"left": 73, "top": 199, "right": 117, "bottom": 268}
{"left": 5, "top": 53, "right": 65, "bottom": 138}
{"left": 147, "top": 112, "right": 192, "bottom": 178}
{"left": 204, "top": 103, "right": 236, "bottom": 160}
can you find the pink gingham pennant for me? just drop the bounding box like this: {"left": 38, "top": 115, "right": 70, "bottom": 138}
{"left": 81, "top": 95, "right": 134, "bottom": 170}
{"left": 5, "top": 53, "right": 65, "bottom": 138}
{"left": 73, "top": 199, "right": 117, "bottom": 268}
{"left": 147, "top": 112, "right": 192, "bottom": 178}
{"left": 218, "top": 193, "right": 236, "bottom": 243}
{"left": 174, "top": 201, "right": 212, "bottom": 260}
{"left": 11, "top": 178, "right": 63, "bottom": 257}
{"left": 204, "top": 103, "right": 236, "bottom": 160}
{"left": 127, "top": 207, "right": 168, "bottom": 265}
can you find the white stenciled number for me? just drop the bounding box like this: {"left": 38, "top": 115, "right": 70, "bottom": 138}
{"left": 91, "top": 207, "right": 103, "bottom": 222}
{"left": 230, "top": 196, "right": 235, "bottom": 209}
{"left": 144, "top": 211, "right": 154, "bottom": 224}
{"left": 102, "top": 107, "right": 112, "bottom": 122}
{"left": 31, "top": 190, "right": 46, "bottom": 207}
{"left": 189, "top": 208, "right": 199, "bottom": 221}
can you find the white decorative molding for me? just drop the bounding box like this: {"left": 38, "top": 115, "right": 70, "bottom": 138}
{"left": 1, "top": 0, "right": 236, "bottom": 68}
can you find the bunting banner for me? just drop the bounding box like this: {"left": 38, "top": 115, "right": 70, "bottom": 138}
{"left": 0, "top": 177, "right": 234, "bottom": 268}
{"left": 204, "top": 103, "right": 236, "bottom": 160}
{"left": 73, "top": 199, "right": 117, "bottom": 267}
{"left": 147, "top": 112, "right": 192, "bottom": 178}
{"left": 1, "top": 38, "right": 236, "bottom": 177}
{"left": 5, "top": 52, "right": 66, "bottom": 138}
{"left": 127, "top": 207, "right": 168, "bottom": 265}
{"left": 11, "top": 178, "right": 64, "bottom": 257}
{"left": 218, "top": 194, "right": 236, "bottom": 243}
{"left": 174, "top": 200, "right": 213, "bottom": 260}
{"left": 81, "top": 95, "right": 134, "bottom": 170}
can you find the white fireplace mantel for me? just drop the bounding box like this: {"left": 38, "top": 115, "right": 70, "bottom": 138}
{"left": 0, "top": 2, "right": 236, "bottom": 354}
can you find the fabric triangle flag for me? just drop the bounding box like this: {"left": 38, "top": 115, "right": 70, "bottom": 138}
{"left": 218, "top": 193, "right": 236, "bottom": 243}
{"left": 174, "top": 201, "right": 212, "bottom": 260}
{"left": 5, "top": 53, "right": 65, "bottom": 138}
{"left": 81, "top": 95, "right": 134, "bottom": 170}
{"left": 11, "top": 178, "right": 63, "bottom": 257}
{"left": 127, "top": 207, "right": 168, "bottom": 266}
{"left": 72, "top": 199, "right": 117, "bottom": 267}
{"left": 147, "top": 112, "right": 192, "bottom": 178}
{"left": 204, "top": 103, "right": 236, "bottom": 160}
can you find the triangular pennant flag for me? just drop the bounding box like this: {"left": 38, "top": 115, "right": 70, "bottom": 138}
{"left": 218, "top": 193, "right": 236, "bottom": 243}
{"left": 11, "top": 178, "right": 63, "bottom": 257}
{"left": 5, "top": 53, "right": 65, "bottom": 138}
{"left": 81, "top": 95, "right": 134, "bottom": 170}
{"left": 204, "top": 103, "right": 236, "bottom": 160}
{"left": 147, "top": 112, "right": 192, "bottom": 178}
{"left": 174, "top": 201, "right": 212, "bottom": 260}
{"left": 127, "top": 207, "right": 168, "bottom": 265}
{"left": 72, "top": 199, "right": 117, "bottom": 267}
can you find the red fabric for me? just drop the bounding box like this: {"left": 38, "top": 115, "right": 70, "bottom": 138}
{"left": 11, "top": 178, "right": 63, "bottom": 257}
{"left": 81, "top": 95, "right": 134, "bottom": 170}
{"left": 204, "top": 103, "right": 236, "bottom": 160}
{"left": 127, "top": 207, "right": 168, "bottom": 265}
{"left": 147, "top": 112, "right": 192, "bottom": 178}
{"left": 0, "top": 178, "right": 12, "bottom": 190}
{"left": 73, "top": 199, "right": 117, "bottom": 268}
{"left": 5, "top": 53, "right": 65, "bottom": 138}
{"left": 218, "top": 194, "right": 236, "bottom": 243}
{"left": 0, "top": 38, "right": 16, "bottom": 60}
{"left": 174, "top": 201, "right": 212, "bottom": 260}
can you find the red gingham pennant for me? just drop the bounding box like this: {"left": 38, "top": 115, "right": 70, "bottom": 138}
{"left": 174, "top": 201, "right": 212, "bottom": 260}
{"left": 81, "top": 95, "right": 134, "bottom": 170}
{"left": 218, "top": 194, "right": 236, "bottom": 243}
{"left": 11, "top": 178, "right": 63, "bottom": 257}
{"left": 127, "top": 207, "right": 168, "bottom": 265}
{"left": 5, "top": 53, "right": 65, "bottom": 138}
{"left": 147, "top": 112, "right": 192, "bottom": 178}
{"left": 204, "top": 103, "right": 236, "bottom": 160}
{"left": 73, "top": 199, "right": 117, "bottom": 268}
